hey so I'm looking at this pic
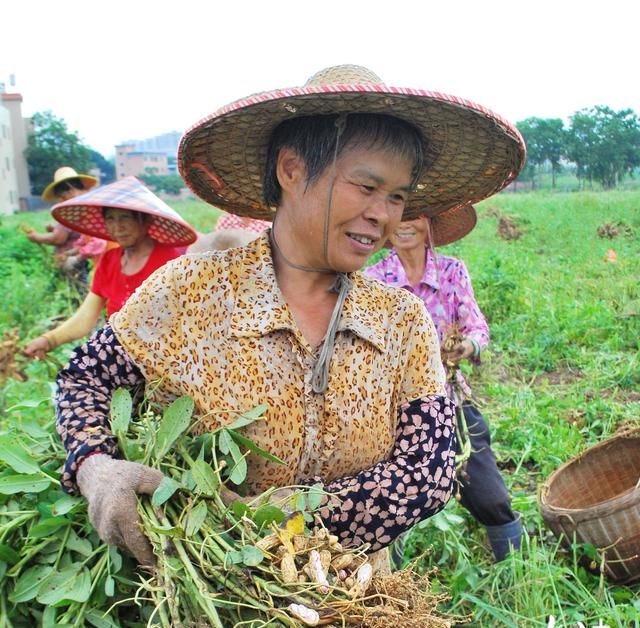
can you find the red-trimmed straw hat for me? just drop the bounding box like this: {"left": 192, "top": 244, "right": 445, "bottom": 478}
{"left": 42, "top": 166, "right": 98, "bottom": 202}
{"left": 429, "top": 204, "right": 477, "bottom": 247}
{"left": 385, "top": 204, "right": 477, "bottom": 249}
{"left": 52, "top": 176, "right": 197, "bottom": 246}
{"left": 178, "top": 64, "right": 526, "bottom": 221}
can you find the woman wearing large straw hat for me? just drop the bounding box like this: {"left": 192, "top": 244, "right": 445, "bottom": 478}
{"left": 24, "top": 176, "right": 196, "bottom": 359}
{"left": 53, "top": 64, "right": 525, "bottom": 568}
{"left": 365, "top": 205, "right": 522, "bottom": 563}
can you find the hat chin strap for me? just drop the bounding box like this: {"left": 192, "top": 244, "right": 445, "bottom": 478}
{"left": 270, "top": 114, "right": 352, "bottom": 393}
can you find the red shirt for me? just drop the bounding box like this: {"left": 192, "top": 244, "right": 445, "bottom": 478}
{"left": 91, "top": 243, "right": 183, "bottom": 317}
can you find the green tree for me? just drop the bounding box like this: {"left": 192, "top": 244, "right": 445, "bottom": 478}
{"left": 25, "top": 111, "right": 95, "bottom": 195}
{"left": 138, "top": 173, "right": 185, "bottom": 195}
{"left": 516, "top": 118, "right": 566, "bottom": 188}
{"left": 566, "top": 106, "right": 640, "bottom": 189}
{"left": 88, "top": 149, "right": 116, "bottom": 184}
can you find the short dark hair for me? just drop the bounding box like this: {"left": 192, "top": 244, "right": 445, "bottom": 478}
{"left": 53, "top": 177, "right": 85, "bottom": 196}
{"left": 263, "top": 113, "right": 425, "bottom": 208}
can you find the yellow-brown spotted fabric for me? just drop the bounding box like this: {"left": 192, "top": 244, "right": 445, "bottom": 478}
{"left": 111, "top": 232, "right": 446, "bottom": 493}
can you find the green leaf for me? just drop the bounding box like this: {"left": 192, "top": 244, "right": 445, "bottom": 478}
{"left": 224, "top": 404, "right": 269, "bottom": 430}
{"left": 306, "top": 483, "right": 324, "bottom": 511}
{"left": 30, "top": 516, "right": 70, "bottom": 538}
{"left": 104, "top": 574, "right": 115, "bottom": 597}
{"left": 0, "top": 543, "right": 19, "bottom": 565}
{"left": 85, "top": 610, "right": 121, "bottom": 628}
{"left": 5, "top": 398, "right": 50, "bottom": 413}
{"left": 224, "top": 436, "right": 248, "bottom": 485}
{"left": 252, "top": 504, "right": 285, "bottom": 528}
{"left": 109, "top": 546, "right": 123, "bottom": 573}
{"left": 155, "top": 396, "right": 194, "bottom": 460}
{"left": 227, "top": 430, "right": 285, "bottom": 464}
{"left": 50, "top": 493, "right": 82, "bottom": 516}
{"left": 147, "top": 523, "right": 184, "bottom": 538}
{"left": 185, "top": 500, "right": 208, "bottom": 537}
{"left": 231, "top": 501, "right": 251, "bottom": 519}
{"left": 152, "top": 476, "right": 180, "bottom": 507}
{"left": 240, "top": 545, "right": 264, "bottom": 567}
{"left": 191, "top": 458, "right": 219, "bottom": 495}
{"left": 110, "top": 388, "right": 132, "bottom": 435}
{"left": 0, "top": 473, "right": 52, "bottom": 494}
{"left": 226, "top": 549, "right": 244, "bottom": 564}
{"left": 17, "top": 417, "right": 51, "bottom": 438}
{"left": 9, "top": 564, "right": 54, "bottom": 603}
{"left": 66, "top": 528, "right": 94, "bottom": 557}
{"left": 218, "top": 429, "right": 234, "bottom": 455}
{"left": 37, "top": 564, "right": 91, "bottom": 605}
{"left": 0, "top": 435, "right": 40, "bottom": 473}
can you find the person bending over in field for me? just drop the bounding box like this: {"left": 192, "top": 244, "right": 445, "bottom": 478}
{"left": 365, "top": 205, "right": 522, "bottom": 562}
{"left": 53, "top": 64, "right": 525, "bottom": 570}
{"left": 23, "top": 177, "right": 196, "bottom": 359}
{"left": 25, "top": 167, "right": 106, "bottom": 285}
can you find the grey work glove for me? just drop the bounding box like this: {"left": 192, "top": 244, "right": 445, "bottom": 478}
{"left": 77, "top": 454, "right": 164, "bottom": 567}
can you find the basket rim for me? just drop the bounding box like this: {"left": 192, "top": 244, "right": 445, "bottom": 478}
{"left": 539, "top": 431, "right": 640, "bottom": 520}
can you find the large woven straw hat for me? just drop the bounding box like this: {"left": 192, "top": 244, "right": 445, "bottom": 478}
{"left": 42, "top": 166, "right": 98, "bottom": 202}
{"left": 179, "top": 64, "right": 526, "bottom": 221}
{"left": 52, "top": 176, "right": 197, "bottom": 246}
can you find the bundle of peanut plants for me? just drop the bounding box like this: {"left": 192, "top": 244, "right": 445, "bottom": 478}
{"left": 0, "top": 389, "right": 450, "bottom": 627}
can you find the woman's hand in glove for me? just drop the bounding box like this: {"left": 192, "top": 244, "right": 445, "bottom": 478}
{"left": 77, "top": 454, "right": 164, "bottom": 568}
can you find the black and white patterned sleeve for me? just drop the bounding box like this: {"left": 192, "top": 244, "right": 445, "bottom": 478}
{"left": 55, "top": 324, "right": 144, "bottom": 494}
{"left": 315, "top": 395, "right": 456, "bottom": 551}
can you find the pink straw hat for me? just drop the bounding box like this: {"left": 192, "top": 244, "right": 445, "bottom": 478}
{"left": 178, "top": 64, "right": 526, "bottom": 221}
{"left": 52, "top": 176, "right": 197, "bottom": 246}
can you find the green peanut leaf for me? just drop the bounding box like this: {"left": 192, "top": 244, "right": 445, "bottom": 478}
{"left": 227, "top": 430, "right": 285, "bottom": 464}
{"left": 37, "top": 564, "right": 91, "bottom": 605}
{"left": 152, "top": 476, "right": 180, "bottom": 507}
{"left": 155, "top": 396, "right": 194, "bottom": 460}
{"left": 0, "top": 543, "right": 19, "bottom": 565}
{"left": 0, "top": 473, "right": 52, "bottom": 494}
{"left": 0, "top": 435, "right": 40, "bottom": 473}
{"left": 50, "top": 493, "right": 82, "bottom": 516}
{"left": 191, "top": 458, "right": 219, "bottom": 495}
{"left": 9, "top": 564, "right": 54, "bottom": 603}
{"left": 185, "top": 499, "right": 208, "bottom": 536}
{"left": 224, "top": 404, "right": 269, "bottom": 430}
{"left": 30, "top": 516, "right": 70, "bottom": 539}
{"left": 110, "top": 388, "right": 133, "bottom": 435}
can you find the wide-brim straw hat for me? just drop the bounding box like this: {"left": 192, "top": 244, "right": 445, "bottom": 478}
{"left": 429, "top": 204, "right": 477, "bottom": 247}
{"left": 52, "top": 176, "right": 197, "bottom": 246}
{"left": 384, "top": 204, "right": 477, "bottom": 249}
{"left": 42, "top": 166, "right": 98, "bottom": 202}
{"left": 178, "top": 64, "right": 526, "bottom": 221}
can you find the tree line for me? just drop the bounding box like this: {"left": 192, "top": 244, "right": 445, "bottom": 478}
{"left": 24, "top": 106, "right": 640, "bottom": 197}
{"left": 517, "top": 106, "right": 640, "bottom": 189}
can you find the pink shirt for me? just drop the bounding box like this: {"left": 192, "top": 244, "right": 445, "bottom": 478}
{"left": 364, "top": 247, "right": 489, "bottom": 396}
{"left": 215, "top": 213, "right": 271, "bottom": 233}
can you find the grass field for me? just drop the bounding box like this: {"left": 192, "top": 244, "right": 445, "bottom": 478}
{"left": 0, "top": 189, "right": 638, "bottom": 626}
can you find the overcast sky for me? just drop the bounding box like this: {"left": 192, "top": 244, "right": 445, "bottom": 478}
{"left": 2, "top": 0, "right": 637, "bottom": 157}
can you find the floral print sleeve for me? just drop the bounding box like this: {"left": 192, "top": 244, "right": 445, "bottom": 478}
{"left": 315, "top": 395, "right": 456, "bottom": 551}
{"left": 55, "top": 324, "right": 144, "bottom": 494}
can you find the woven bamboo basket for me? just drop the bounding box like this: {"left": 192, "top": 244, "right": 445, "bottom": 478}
{"left": 539, "top": 429, "right": 640, "bottom": 584}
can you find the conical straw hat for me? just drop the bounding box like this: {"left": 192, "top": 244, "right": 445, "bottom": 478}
{"left": 52, "top": 176, "right": 197, "bottom": 246}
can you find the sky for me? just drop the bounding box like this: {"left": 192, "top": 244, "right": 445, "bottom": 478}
{"left": 2, "top": 0, "right": 638, "bottom": 158}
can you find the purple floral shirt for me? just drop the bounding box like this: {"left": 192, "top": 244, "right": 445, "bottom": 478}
{"left": 364, "top": 247, "right": 489, "bottom": 397}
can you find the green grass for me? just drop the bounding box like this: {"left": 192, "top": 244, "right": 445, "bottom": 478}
{"left": 0, "top": 190, "right": 639, "bottom": 626}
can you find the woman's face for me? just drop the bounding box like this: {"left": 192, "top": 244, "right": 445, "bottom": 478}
{"left": 282, "top": 145, "right": 414, "bottom": 272}
{"left": 389, "top": 216, "right": 429, "bottom": 252}
{"left": 103, "top": 208, "right": 149, "bottom": 247}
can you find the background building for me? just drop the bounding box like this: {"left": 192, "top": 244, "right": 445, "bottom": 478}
{"left": 115, "top": 143, "right": 170, "bottom": 179}
{"left": 0, "top": 83, "right": 31, "bottom": 214}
